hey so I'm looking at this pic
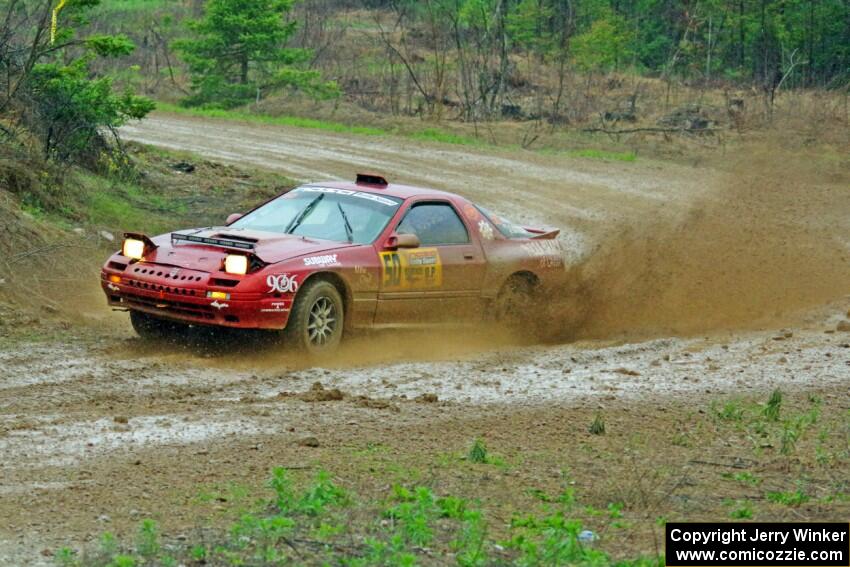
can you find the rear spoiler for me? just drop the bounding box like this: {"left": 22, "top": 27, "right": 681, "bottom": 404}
{"left": 525, "top": 228, "right": 560, "bottom": 240}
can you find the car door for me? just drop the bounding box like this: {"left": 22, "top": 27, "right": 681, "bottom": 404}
{"left": 374, "top": 200, "right": 487, "bottom": 325}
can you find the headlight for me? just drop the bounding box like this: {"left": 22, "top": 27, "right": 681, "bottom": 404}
{"left": 122, "top": 238, "right": 145, "bottom": 260}
{"left": 224, "top": 255, "right": 248, "bottom": 275}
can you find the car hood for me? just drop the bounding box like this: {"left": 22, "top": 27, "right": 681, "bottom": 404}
{"left": 147, "top": 227, "right": 355, "bottom": 269}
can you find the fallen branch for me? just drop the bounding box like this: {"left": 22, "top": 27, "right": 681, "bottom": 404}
{"left": 582, "top": 126, "right": 719, "bottom": 135}
{"left": 688, "top": 458, "right": 753, "bottom": 469}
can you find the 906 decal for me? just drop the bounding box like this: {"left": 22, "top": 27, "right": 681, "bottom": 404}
{"left": 379, "top": 248, "right": 443, "bottom": 290}
{"left": 266, "top": 274, "right": 299, "bottom": 294}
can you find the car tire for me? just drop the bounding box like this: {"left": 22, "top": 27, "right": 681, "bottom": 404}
{"left": 282, "top": 279, "right": 344, "bottom": 354}
{"left": 496, "top": 276, "right": 536, "bottom": 331}
{"left": 129, "top": 310, "right": 185, "bottom": 342}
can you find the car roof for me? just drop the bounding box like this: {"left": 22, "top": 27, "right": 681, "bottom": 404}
{"left": 302, "top": 180, "right": 460, "bottom": 201}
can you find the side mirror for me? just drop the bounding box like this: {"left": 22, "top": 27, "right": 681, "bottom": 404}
{"left": 225, "top": 213, "right": 243, "bottom": 225}
{"left": 385, "top": 232, "right": 420, "bottom": 250}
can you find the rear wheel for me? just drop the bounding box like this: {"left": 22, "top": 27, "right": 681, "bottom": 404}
{"left": 282, "top": 279, "right": 344, "bottom": 354}
{"left": 495, "top": 276, "right": 536, "bottom": 331}
{"left": 129, "top": 310, "right": 186, "bottom": 342}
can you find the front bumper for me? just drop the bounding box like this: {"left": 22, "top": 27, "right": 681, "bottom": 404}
{"left": 101, "top": 266, "right": 292, "bottom": 330}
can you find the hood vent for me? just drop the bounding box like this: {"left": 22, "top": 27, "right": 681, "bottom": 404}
{"left": 213, "top": 233, "right": 259, "bottom": 243}
{"left": 172, "top": 233, "right": 255, "bottom": 250}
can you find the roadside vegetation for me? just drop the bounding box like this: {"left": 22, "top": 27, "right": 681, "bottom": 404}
{"left": 89, "top": 0, "right": 848, "bottom": 156}
{"left": 50, "top": 387, "right": 849, "bottom": 566}
{"left": 55, "top": 466, "right": 663, "bottom": 566}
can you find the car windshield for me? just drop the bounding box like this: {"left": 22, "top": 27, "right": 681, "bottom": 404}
{"left": 230, "top": 187, "right": 403, "bottom": 244}
{"left": 475, "top": 205, "right": 533, "bottom": 239}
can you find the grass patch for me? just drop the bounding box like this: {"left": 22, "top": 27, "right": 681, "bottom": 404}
{"left": 722, "top": 471, "right": 761, "bottom": 486}
{"left": 766, "top": 489, "right": 810, "bottom": 507}
{"left": 156, "top": 103, "right": 387, "bottom": 136}
{"left": 589, "top": 413, "right": 606, "bottom": 435}
{"left": 79, "top": 172, "right": 187, "bottom": 233}
{"left": 763, "top": 388, "right": 783, "bottom": 421}
{"left": 409, "top": 127, "right": 483, "bottom": 146}
{"left": 541, "top": 147, "right": 638, "bottom": 161}
{"left": 157, "top": 103, "right": 489, "bottom": 148}
{"left": 724, "top": 499, "right": 755, "bottom": 519}
{"left": 566, "top": 148, "right": 637, "bottom": 162}
{"left": 468, "top": 438, "right": 488, "bottom": 463}
{"left": 708, "top": 391, "right": 822, "bottom": 457}
{"left": 56, "top": 467, "right": 662, "bottom": 567}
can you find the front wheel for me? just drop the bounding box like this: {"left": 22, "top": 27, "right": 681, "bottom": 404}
{"left": 129, "top": 310, "right": 186, "bottom": 342}
{"left": 282, "top": 279, "right": 344, "bottom": 354}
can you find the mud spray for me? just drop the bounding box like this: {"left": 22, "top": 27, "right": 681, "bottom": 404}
{"left": 556, "top": 148, "right": 850, "bottom": 340}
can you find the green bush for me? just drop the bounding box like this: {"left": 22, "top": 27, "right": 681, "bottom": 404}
{"left": 2, "top": 1, "right": 154, "bottom": 167}
{"left": 174, "top": 0, "right": 339, "bottom": 109}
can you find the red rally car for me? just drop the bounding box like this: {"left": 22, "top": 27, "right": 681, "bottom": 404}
{"left": 101, "top": 174, "right": 565, "bottom": 353}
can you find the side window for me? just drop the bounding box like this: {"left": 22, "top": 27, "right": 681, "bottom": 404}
{"left": 397, "top": 203, "right": 470, "bottom": 246}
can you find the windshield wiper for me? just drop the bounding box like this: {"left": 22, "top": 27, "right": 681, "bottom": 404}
{"left": 337, "top": 202, "right": 354, "bottom": 243}
{"left": 285, "top": 193, "right": 324, "bottom": 235}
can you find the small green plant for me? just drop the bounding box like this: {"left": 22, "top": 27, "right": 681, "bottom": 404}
{"left": 815, "top": 428, "right": 833, "bottom": 465}
{"left": 453, "top": 508, "right": 488, "bottom": 567}
{"left": 438, "top": 495, "right": 467, "bottom": 519}
{"left": 607, "top": 501, "right": 624, "bottom": 519}
{"left": 190, "top": 545, "right": 207, "bottom": 562}
{"left": 726, "top": 499, "right": 754, "bottom": 519}
{"left": 137, "top": 519, "right": 160, "bottom": 559}
{"left": 298, "top": 470, "right": 349, "bottom": 515}
{"left": 589, "top": 413, "right": 606, "bottom": 435}
{"left": 468, "top": 438, "right": 488, "bottom": 463}
{"left": 386, "top": 486, "right": 439, "bottom": 546}
{"left": 712, "top": 399, "right": 746, "bottom": 422}
{"left": 766, "top": 489, "right": 810, "bottom": 506}
{"left": 671, "top": 431, "right": 691, "bottom": 447}
{"left": 763, "top": 388, "right": 783, "bottom": 421}
{"left": 723, "top": 471, "right": 761, "bottom": 485}
{"left": 54, "top": 547, "right": 76, "bottom": 567}
{"left": 99, "top": 531, "right": 118, "bottom": 558}
{"left": 315, "top": 522, "right": 345, "bottom": 540}
{"left": 111, "top": 555, "right": 136, "bottom": 567}
{"left": 269, "top": 466, "right": 296, "bottom": 512}
{"left": 780, "top": 407, "right": 819, "bottom": 456}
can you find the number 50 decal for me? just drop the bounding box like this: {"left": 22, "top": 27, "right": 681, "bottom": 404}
{"left": 379, "top": 248, "right": 442, "bottom": 290}
{"left": 381, "top": 252, "right": 402, "bottom": 288}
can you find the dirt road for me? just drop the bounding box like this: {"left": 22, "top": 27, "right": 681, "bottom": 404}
{"left": 2, "top": 114, "right": 849, "bottom": 564}
{"left": 121, "top": 114, "right": 714, "bottom": 259}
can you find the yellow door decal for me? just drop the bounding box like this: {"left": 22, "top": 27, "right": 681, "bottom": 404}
{"left": 380, "top": 248, "right": 442, "bottom": 290}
